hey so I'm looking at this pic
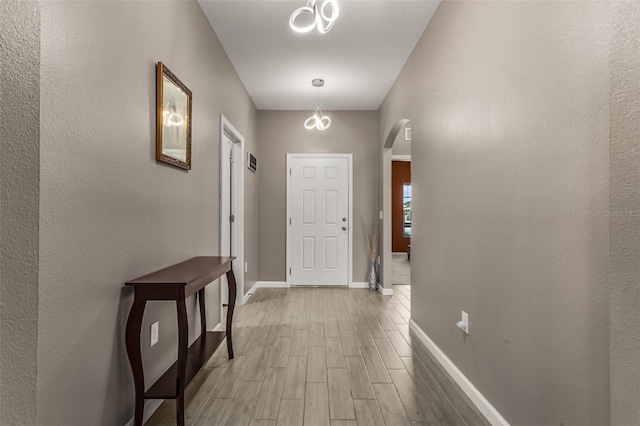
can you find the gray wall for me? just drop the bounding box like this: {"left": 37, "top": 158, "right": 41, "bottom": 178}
{"left": 380, "top": 1, "right": 612, "bottom": 424}
{"left": 0, "top": 1, "right": 40, "bottom": 423}
{"left": 257, "top": 111, "right": 378, "bottom": 283}
{"left": 38, "top": 2, "right": 257, "bottom": 424}
{"left": 609, "top": 2, "right": 640, "bottom": 424}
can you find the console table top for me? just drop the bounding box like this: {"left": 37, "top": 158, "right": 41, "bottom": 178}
{"left": 126, "top": 256, "right": 235, "bottom": 287}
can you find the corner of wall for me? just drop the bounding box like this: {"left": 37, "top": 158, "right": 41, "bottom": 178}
{"left": 0, "top": 0, "right": 40, "bottom": 423}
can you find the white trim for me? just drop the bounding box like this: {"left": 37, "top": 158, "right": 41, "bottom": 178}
{"left": 392, "top": 155, "right": 411, "bottom": 162}
{"left": 240, "top": 282, "right": 287, "bottom": 303}
{"left": 408, "top": 320, "right": 509, "bottom": 426}
{"left": 257, "top": 281, "right": 287, "bottom": 288}
{"left": 124, "top": 399, "right": 163, "bottom": 426}
{"left": 286, "top": 153, "right": 353, "bottom": 288}
{"left": 219, "top": 115, "right": 245, "bottom": 330}
{"left": 247, "top": 281, "right": 261, "bottom": 294}
{"left": 349, "top": 282, "right": 369, "bottom": 289}
{"left": 212, "top": 322, "right": 223, "bottom": 332}
{"left": 378, "top": 285, "right": 393, "bottom": 296}
{"left": 240, "top": 281, "right": 260, "bottom": 304}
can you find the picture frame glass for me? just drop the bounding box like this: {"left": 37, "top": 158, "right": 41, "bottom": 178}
{"left": 156, "top": 62, "right": 192, "bottom": 169}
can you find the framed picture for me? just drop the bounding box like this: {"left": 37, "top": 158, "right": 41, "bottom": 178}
{"left": 156, "top": 62, "right": 192, "bottom": 170}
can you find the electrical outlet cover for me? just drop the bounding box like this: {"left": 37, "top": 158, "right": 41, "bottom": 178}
{"left": 150, "top": 321, "right": 159, "bottom": 346}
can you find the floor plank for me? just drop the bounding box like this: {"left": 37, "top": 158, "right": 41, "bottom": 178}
{"left": 344, "top": 356, "right": 375, "bottom": 399}
{"left": 327, "top": 368, "right": 355, "bottom": 420}
{"left": 253, "top": 368, "right": 286, "bottom": 420}
{"left": 291, "top": 329, "right": 310, "bottom": 356}
{"left": 352, "top": 399, "right": 384, "bottom": 426}
{"left": 269, "top": 336, "right": 293, "bottom": 368}
{"left": 389, "top": 368, "right": 439, "bottom": 424}
{"left": 360, "top": 346, "right": 392, "bottom": 383}
{"left": 373, "top": 337, "right": 405, "bottom": 370}
{"left": 193, "top": 397, "right": 230, "bottom": 425}
{"left": 277, "top": 399, "right": 304, "bottom": 426}
{"left": 372, "top": 383, "right": 411, "bottom": 425}
{"left": 307, "top": 345, "right": 328, "bottom": 383}
{"left": 325, "top": 337, "right": 346, "bottom": 368}
{"left": 304, "top": 382, "right": 330, "bottom": 426}
{"left": 309, "top": 322, "right": 325, "bottom": 346}
{"left": 282, "top": 356, "right": 307, "bottom": 399}
{"left": 218, "top": 380, "right": 262, "bottom": 426}
{"left": 338, "top": 329, "right": 359, "bottom": 357}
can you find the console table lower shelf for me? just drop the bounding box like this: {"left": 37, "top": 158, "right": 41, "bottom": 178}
{"left": 125, "top": 256, "right": 236, "bottom": 426}
{"left": 144, "top": 331, "right": 226, "bottom": 399}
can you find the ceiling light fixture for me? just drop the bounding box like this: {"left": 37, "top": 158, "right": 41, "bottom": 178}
{"left": 304, "top": 78, "right": 331, "bottom": 131}
{"left": 290, "top": 0, "right": 339, "bottom": 34}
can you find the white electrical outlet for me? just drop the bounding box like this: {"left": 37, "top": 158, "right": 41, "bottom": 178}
{"left": 456, "top": 311, "right": 469, "bottom": 334}
{"left": 150, "top": 321, "right": 159, "bottom": 346}
{"left": 462, "top": 311, "right": 468, "bottom": 333}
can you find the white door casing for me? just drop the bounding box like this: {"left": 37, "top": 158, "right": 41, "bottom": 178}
{"left": 287, "top": 154, "right": 352, "bottom": 286}
{"left": 219, "top": 116, "right": 244, "bottom": 329}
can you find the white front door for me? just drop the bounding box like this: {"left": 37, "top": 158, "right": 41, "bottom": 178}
{"left": 287, "top": 154, "right": 352, "bottom": 286}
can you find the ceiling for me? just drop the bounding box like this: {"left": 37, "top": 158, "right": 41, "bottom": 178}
{"left": 198, "top": 0, "right": 440, "bottom": 111}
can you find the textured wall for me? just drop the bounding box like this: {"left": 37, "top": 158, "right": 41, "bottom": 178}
{"left": 609, "top": 2, "right": 640, "bottom": 424}
{"left": 38, "top": 2, "right": 257, "bottom": 424}
{"left": 257, "top": 111, "right": 378, "bottom": 283}
{"left": 380, "top": 1, "right": 611, "bottom": 424}
{"left": 0, "top": 1, "right": 40, "bottom": 423}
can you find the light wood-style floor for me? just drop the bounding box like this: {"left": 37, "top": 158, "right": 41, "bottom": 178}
{"left": 145, "top": 286, "right": 489, "bottom": 426}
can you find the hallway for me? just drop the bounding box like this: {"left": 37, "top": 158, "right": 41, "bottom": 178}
{"left": 146, "top": 288, "right": 488, "bottom": 425}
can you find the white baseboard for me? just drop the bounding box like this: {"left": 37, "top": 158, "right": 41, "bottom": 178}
{"left": 212, "top": 322, "right": 223, "bottom": 332}
{"left": 350, "top": 282, "right": 369, "bottom": 289}
{"left": 242, "top": 281, "right": 287, "bottom": 303}
{"left": 378, "top": 285, "right": 393, "bottom": 295}
{"left": 124, "top": 399, "right": 163, "bottom": 426}
{"left": 242, "top": 281, "right": 261, "bottom": 303}
{"left": 408, "top": 319, "right": 509, "bottom": 426}
{"left": 257, "top": 281, "right": 287, "bottom": 288}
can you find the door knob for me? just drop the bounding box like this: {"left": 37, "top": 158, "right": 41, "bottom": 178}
{"left": 342, "top": 226, "right": 347, "bottom": 231}
{"left": 342, "top": 217, "right": 347, "bottom": 222}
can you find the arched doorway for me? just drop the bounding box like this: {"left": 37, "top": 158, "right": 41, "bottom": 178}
{"left": 381, "top": 119, "right": 412, "bottom": 294}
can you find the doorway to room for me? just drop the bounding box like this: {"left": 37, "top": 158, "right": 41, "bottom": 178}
{"left": 219, "top": 115, "right": 245, "bottom": 329}
{"left": 392, "top": 159, "right": 411, "bottom": 286}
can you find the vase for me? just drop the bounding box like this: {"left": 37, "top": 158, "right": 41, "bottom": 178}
{"left": 368, "top": 260, "right": 377, "bottom": 291}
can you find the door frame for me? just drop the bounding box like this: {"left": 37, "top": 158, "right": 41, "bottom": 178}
{"left": 286, "top": 153, "right": 353, "bottom": 288}
{"left": 219, "top": 115, "right": 244, "bottom": 328}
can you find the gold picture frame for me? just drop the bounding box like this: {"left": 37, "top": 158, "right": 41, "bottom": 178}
{"left": 156, "top": 62, "right": 192, "bottom": 170}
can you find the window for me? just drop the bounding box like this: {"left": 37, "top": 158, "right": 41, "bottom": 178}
{"left": 403, "top": 183, "right": 411, "bottom": 237}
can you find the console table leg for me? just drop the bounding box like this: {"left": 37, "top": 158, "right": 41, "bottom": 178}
{"left": 176, "top": 297, "right": 188, "bottom": 426}
{"left": 198, "top": 288, "right": 206, "bottom": 335}
{"left": 225, "top": 270, "right": 236, "bottom": 359}
{"left": 125, "top": 294, "right": 146, "bottom": 426}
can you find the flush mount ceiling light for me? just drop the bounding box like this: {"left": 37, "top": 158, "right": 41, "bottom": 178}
{"left": 290, "top": 0, "right": 339, "bottom": 34}
{"left": 304, "top": 78, "right": 331, "bottom": 131}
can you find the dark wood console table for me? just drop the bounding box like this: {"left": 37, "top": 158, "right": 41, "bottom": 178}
{"left": 125, "top": 256, "right": 236, "bottom": 426}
